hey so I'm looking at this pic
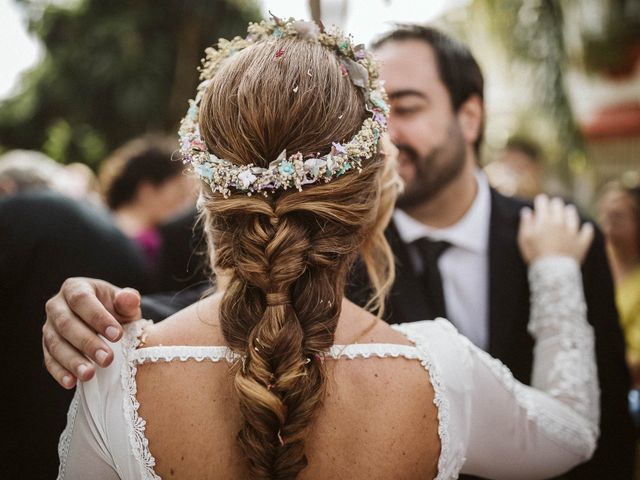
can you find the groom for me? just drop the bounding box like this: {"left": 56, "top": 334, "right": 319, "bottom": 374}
{"left": 354, "top": 25, "right": 633, "bottom": 479}
{"left": 43, "top": 25, "right": 633, "bottom": 479}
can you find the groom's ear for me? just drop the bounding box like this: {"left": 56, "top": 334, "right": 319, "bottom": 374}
{"left": 457, "top": 95, "right": 483, "bottom": 148}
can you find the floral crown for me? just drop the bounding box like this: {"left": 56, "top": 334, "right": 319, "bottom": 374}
{"left": 178, "top": 15, "right": 389, "bottom": 198}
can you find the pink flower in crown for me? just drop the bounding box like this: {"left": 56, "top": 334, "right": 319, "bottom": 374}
{"left": 190, "top": 139, "right": 207, "bottom": 151}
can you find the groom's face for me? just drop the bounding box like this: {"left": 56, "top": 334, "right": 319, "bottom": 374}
{"left": 376, "top": 40, "right": 468, "bottom": 209}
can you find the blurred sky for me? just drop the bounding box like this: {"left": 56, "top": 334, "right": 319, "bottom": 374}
{"left": 0, "top": 0, "right": 469, "bottom": 101}
{"left": 262, "top": 0, "right": 469, "bottom": 44}
{"left": 0, "top": 0, "right": 43, "bottom": 100}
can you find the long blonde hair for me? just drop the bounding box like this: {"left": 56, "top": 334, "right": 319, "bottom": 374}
{"left": 198, "top": 37, "right": 398, "bottom": 479}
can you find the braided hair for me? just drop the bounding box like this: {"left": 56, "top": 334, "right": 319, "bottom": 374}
{"left": 198, "top": 38, "right": 397, "bottom": 479}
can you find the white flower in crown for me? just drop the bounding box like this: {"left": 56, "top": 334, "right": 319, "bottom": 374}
{"left": 179, "top": 15, "right": 388, "bottom": 198}
{"left": 292, "top": 20, "right": 320, "bottom": 40}
{"left": 238, "top": 170, "right": 257, "bottom": 189}
{"left": 304, "top": 158, "right": 326, "bottom": 179}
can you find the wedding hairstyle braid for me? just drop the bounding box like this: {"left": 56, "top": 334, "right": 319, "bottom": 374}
{"left": 198, "top": 38, "right": 396, "bottom": 479}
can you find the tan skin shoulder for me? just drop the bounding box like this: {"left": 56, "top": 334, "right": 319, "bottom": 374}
{"left": 138, "top": 292, "right": 225, "bottom": 347}
{"left": 140, "top": 292, "right": 414, "bottom": 349}
{"left": 135, "top": 294, "right": 439, "bottom": 479}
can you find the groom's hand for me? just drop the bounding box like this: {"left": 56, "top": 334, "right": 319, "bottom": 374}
{"left": 42, "top": 278, "right": 142, "bottom": 389}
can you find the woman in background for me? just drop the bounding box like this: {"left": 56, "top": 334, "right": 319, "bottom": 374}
{"left": 599, "top": 182, "right": 640, "bottom": 387}
{"left": 99, "top": 136, "right": 197, "bottom": 268}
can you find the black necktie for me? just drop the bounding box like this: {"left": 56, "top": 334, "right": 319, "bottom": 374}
{"left": 412, "top": 238, "right": 451, "bottom": 319}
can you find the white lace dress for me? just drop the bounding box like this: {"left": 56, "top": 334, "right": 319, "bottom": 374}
{"left": 57, "top": 256, "right": 599, "bottom": 479}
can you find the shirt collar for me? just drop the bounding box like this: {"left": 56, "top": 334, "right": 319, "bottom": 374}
{"left": 392, "top": 169, "right": 491, "bottom": 253}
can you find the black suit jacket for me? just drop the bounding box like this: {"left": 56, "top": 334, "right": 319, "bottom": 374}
{"left": 154, "top": 208, "right": 209, "bottom": 293}
{"left": 348, "top": 189, "right": 635, "bottom": 479}
{"left": 0, "top": 192, "right": 151, "bottom": 480}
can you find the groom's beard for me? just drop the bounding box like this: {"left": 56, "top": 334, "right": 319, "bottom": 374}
{"left": 395, "top": 121, "right": 467, "bottom": 210}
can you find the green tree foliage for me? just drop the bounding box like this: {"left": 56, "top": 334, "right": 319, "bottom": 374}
{"left": 478, "top": 0, "right": 582, "bottom": 167}
{"left": 581, "top": 0, "right": 640, "bottom": 76}
{"left": 0, "top": 0, "right": 262, "bottom": 167}
{"left": 444, "top": 0, "right": 639, "bottom": 183}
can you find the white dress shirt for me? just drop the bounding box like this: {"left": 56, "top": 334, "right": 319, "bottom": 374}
{"left": 392, "top": 170, "right": 491, "bottom": 349}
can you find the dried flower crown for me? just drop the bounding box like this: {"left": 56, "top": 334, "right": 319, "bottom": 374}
{"left": 179, "top": 15, "right": 389, "bottom": 197}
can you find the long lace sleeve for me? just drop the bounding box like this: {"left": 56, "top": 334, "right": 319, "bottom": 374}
{"left": 528, "top": 256, "right": 599, "bottom": 428}
{"left": 458, "top": 255, "right": 599, "bottom": 479}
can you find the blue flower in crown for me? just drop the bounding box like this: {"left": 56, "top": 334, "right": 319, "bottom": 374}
{"left": 337, "top": 161, "right": 351, "bottom": 176}
{"left": 187, "top": 103, "right": 198, "bottom": 119}
{"left": 278, "top": 161, "right": 295, "bottom": 176}
{"left": 196, "top": 164, "right": 214, "bottom": 180}
{"left": 369, "top": 91, "right": 389, "bottom": 113}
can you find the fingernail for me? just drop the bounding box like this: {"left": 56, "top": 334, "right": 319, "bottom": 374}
{"left": 105, "top": 326, "right": 119, "bottom": 341}
{"left": 77, "top": 364, "right": 89, "bottom": 377}
{"left": 122, "top": 288, "right": 141, "bottom": 303}
{"left": 62, "top": 375, "right": 74, "bottom": 388}
{"left": 96, "top": 349, "right": 108, "bottom": 365}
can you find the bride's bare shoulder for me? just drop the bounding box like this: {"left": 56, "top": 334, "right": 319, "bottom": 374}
{"left": 334, "top": 299, "right": 414, "bottom": 346}
{"left": 139, "top": 292, "right": 225, "bottom": 348}
{"left": 138, "top": 294, "right": 413, "bottom": 348}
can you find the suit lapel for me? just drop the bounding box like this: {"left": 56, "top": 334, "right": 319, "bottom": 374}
{"left": 487, "top": 189, "right": 533, "bottom": 383}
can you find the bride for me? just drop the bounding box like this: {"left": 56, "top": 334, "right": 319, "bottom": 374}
{"left": 56, "top": 18, "right": 597, "bottom": 479}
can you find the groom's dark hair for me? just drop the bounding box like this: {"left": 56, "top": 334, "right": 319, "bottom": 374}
{"left": 372, "top": 25, "right": 485, "bottom": 154}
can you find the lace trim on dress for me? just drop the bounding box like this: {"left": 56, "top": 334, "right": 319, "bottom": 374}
{"left": 392, "top": 320, "right": 458, "bottom": 480}
{"left": 131, "top": 343, "right": 422, "bottom": 364}
{"left": 133, "top": 345, "right": 240, "bottom": 364}
{"left": 329, "top": 343, "right": 421, "bottom": 360}
{"left": 121, "top": 319, "right": 161, "bottom": 480}
{"left": 56, "top": 389, "right": 80, "bottom": 480}
{"left": 122, "top": 322, "right": 439, "bottom": 479}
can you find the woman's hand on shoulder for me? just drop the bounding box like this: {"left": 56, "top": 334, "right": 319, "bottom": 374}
{"left": 518, "top": 194, "right": 594, "bottom": 265}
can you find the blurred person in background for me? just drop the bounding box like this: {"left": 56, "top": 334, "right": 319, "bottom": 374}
{"left": 56, "top": 161, "right": 103, "bottom": 205}
{"left": 0, "top": 150, "right": 103, "bottom": 204}
{"left": 99, "top": 135, "right": 197, "bottom": 270}
{"left": 485, "top": 137, "right": 545, "bottom": 200}
{"left": 0, "top": 190, "right": 151, "bottom": 479}
{"left": 598, "top": 182, "right": 640, "bottom": 387}
{"left": 0, "top": 149, "right": 66, "bottom": 196}
{"left": 152, "top": 206, "right": 209, "bottom": 294}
